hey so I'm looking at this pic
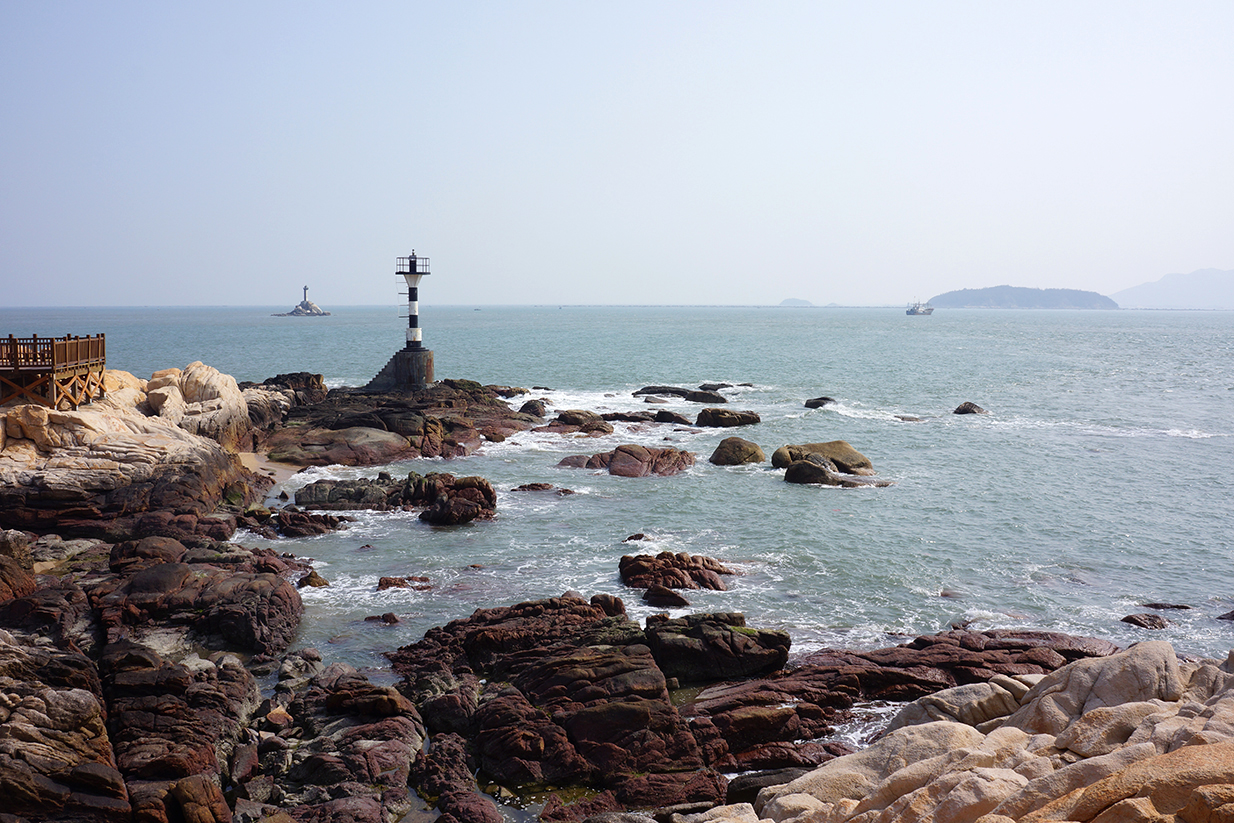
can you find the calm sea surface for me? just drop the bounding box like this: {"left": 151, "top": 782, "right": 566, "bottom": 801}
{"left": 4, "top": 305, "right": 1233, "bottom": 679}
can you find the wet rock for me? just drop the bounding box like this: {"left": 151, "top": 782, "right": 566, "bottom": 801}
{"left": 709, "top": 437, "right": 766, "bottom": 465}
{"left": 297, "top": 570, "right": 329, "bottom": 588}
{"left": 804, "top": 396, "right": 836, "bottom": 408}
{"left": 1121, "top": 612, "right": 1169, "bottom": 629}
{"left": 644, "top": 585, "right": 691, "bottom": 608}
{"left": 296, "top": 471, "right": 497, "bottom": 526}
{"left": 783, "top": 457, "right": 891, "bottom": 487}
{"left": 954, "top": 400, "right": 989, "bottom": 414}
{"left": 619, "top": 552, "right": 734, "bottom": 590}
{"left": 559, "top": 445, "right": 696, "bottom": 477}
{"left": 633, "top": 386, "right": 692, "bottom": 398}
{"left": 603, "top": 411, "right": 657, "bottom": 423}
{"left": 590, "top": 593, "right": 627, "bottom": 617}
{"left": 511, "top": 482, "right": 575, "bottom": 495}
{"left": 537, "top": 409, "right": 615, "bottom": 436}
{"left": 726, "top": 768, "right": 814, "bottom": 804}
{"left": 686, "top": 391, "right": 728, "bottom": 404}
{"left": 263, "top": 426, "right": 421, "bottom": 467}
{"left": 695, "top": 409, "right": 760, "bottom": 427}
{"left": 654, "top": 410, "right": 693, "bottom": 425}
{"left": 518, "top": 398, "right": 548, "bottom": 417}
{"left": 771, "top": 441, "right": 875, "bottom": 474}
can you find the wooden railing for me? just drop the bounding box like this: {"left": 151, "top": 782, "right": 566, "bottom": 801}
{"left": 1, "top": 334, "right": 106, "bottom": 370}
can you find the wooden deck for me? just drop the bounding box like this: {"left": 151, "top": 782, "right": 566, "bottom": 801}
{"left": 0, "top": 334, "right": 107, "bottom": 410}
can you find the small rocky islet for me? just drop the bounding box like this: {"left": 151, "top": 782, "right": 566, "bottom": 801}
{"left": 1, "top": 365, "right": 1232, "bottom": 823}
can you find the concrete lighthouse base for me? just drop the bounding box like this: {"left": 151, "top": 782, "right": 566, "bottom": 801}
{"left": 365, "top": 347, "right": 435, "bottom": 392}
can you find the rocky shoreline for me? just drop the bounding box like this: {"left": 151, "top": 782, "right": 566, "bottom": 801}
{"left": 2, "top": 364, "right": 1232, "bottom": 823}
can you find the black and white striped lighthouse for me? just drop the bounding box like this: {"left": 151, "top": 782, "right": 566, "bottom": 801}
{"left": 364, "top": 250, "right": 435, "bottom": 391}
{"left": 401, "top": 251, "right": 428, "bottom": 350}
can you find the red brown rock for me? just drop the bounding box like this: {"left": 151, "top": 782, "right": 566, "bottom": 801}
{"left": 558, "top": 445, "right": 696, "bottom": 477}
{"left": 619, "top": 551, "right": 734, "bottom": 590}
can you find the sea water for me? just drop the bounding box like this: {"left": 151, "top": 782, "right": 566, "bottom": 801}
{"left": 4, "top": 305, "right": 1233, "bottom": 682}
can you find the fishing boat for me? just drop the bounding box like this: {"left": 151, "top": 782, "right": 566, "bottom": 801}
{"left": 906, "top": 301, "right": 934, "bottom": 315}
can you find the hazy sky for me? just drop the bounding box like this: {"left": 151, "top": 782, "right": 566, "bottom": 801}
{"left": 3, "top": 2, "right": 1232, "bottom": 307}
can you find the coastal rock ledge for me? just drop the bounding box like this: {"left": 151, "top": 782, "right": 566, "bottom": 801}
{"left": 709, "top": 640, "right": 1234, "bottom": 823}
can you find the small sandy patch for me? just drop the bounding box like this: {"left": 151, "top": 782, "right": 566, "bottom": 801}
{"left": 239, "top": 452, "right": 302, "bottom": 484}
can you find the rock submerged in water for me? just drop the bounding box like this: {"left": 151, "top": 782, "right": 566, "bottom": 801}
{"left": 953, "top": 400, "right": 989, "bottom": 414}
{"left": 783, "top": 455, "right": 893, "bottom": 487}
{"left": 804, "top": 396, "right": 836, "bottom": 409}
{"left": 558, "top": 444, "right": 696, "bottom": 477}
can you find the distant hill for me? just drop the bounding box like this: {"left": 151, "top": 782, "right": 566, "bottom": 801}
{"left": 779, "top": 298, "right": 813, "bottom": 307}
{"left": 1110, "top": 268, "right": 1234, "bottom": 310}
{"left": 929, "top": 286, "right": 1118, "bottom": 309}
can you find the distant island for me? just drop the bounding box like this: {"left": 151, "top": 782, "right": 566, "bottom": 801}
{"left": 273, "top": 286, "right": 331, "bottom": 317}
{"left": 928, "top": 286, "right": 1118, "bottom": 309}
{"left": 1110, "top": 268, "right": 1234, "bottom": 310}
{"left": 779, "top": 298, "right": 813, "bottom": 307}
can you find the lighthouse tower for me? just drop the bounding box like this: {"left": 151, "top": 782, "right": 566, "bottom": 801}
{"left": 364, "top": 251, "right": 436, "bottom": 391}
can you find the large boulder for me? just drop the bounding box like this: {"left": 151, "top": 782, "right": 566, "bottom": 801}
{"left": 148, "top": 362, "right": 253, "bottom": 452}
{"left": 93, "top": 556, "right": 304, "bottom": 655}
{"left": 715, "top": 441, "right": 760, "bottom": 466}
{"left": 696, "top": 409, "right": 760, "bottom": 428}
{"left": 771, "top": 441, "right": 875, "bottom": 474}
{"left": 619, "top": 552, "right": 734, "bottom": 590}
{"left": 644, "top": 613, "right": 790, "bottom": 683}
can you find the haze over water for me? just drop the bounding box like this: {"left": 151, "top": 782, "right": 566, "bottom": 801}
{"left": 4, "top": 305, "right": 1232, "bottom": 678}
